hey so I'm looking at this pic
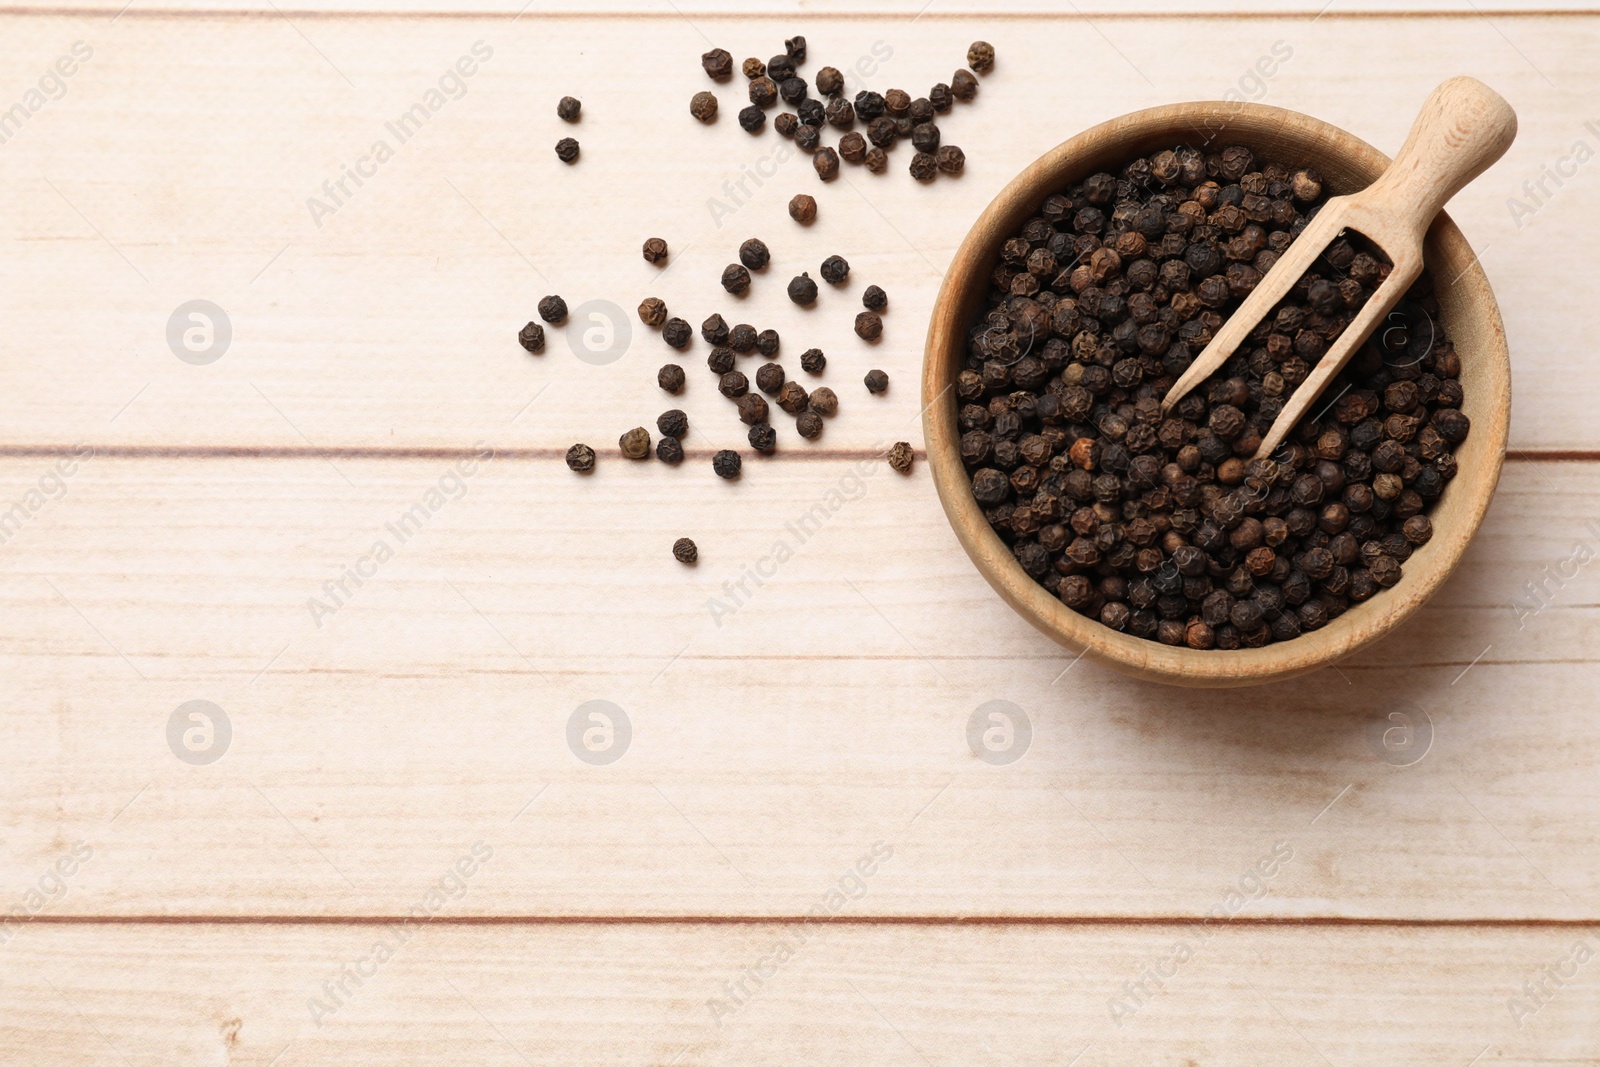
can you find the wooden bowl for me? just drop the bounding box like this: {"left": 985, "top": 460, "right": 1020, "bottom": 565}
{"left": 922, "top": 101, "right": 1510, "bottom": 687}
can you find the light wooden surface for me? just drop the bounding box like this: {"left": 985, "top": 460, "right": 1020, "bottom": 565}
{"left": 1, "top": 5, "right": 1597, "bottom": 1063}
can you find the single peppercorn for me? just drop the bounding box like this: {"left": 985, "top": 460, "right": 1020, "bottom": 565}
{"left": 825, "top": 97, "right": 855, "bottom": 130}
{"left": 736, "top": 393, "right": 769, "bottom": 425}
{"left": 909, "top": 97, "right": 934, "bottom": 124}
{"left": 867, "top": 116, "right": 897, "bottom": 149}
{"left": 690, "top": 91, "right": 718, "bottom": 123}
{"left": 707, "top": 347, "right": 735, "bottom": 374}
{"left": 884, "top": 89, "right": 911, "bottom": 116}
{"left": 936, "top": 145, "right": 965, "bottom": 175}
{"left": 775, "top": 112, "right": 799, "bottom": 138}
{"left": 855, "top": 312, "right": 883, "bottom": 341}
{"left": 517, "top": 322, "right": 545, "bottom": 353}
{"left": 864, "top": 369, "right": 888, "bottom": 394}
{"left": 703, "top": 48, "right": 733, "bottom": 81}
{"left": 721, "top": 263, "right": 752, "bottom": 295}
{"left": 756, "top": 329, "right": 780, "bottom": 356}
{"left": 538, "top": 295, "right": 568, "bottom": 324}
{"left": 951, "top": 69, "right": 978, "bottom": 101}
{"left": 785, "top": 35, "right": 806, "bottom": 62}
{"left": 719, "top": 370, "right": 749, "bottom": 398}
{"left": 820, "top": 255, "right": 849, "bottom": 285}
{"left": 855, "top": 90, "right": 886, "bottom": 119}
{"left": 800, "top": 348, "right": 826, "bottom": 374}
{"left": 657, "top": 409, "right": 688, "bottom": 438}
{"left": 642, "top": 237, "right": 669, "bottom": 264}
{"left": 862, "top": 285, "right": 887, "bottom": 312}
{"left": 658, "top": 363, "right": 685, "bottom": 394}
{"left": 738, "top": 105, "right": 765, "bottom": 133}
{"left": 555, "top": 137, "right": 579, "bottom": 163}
{"left": 809, "top": 386, "right": 838, "bottom": 416}
{"left": 839, "top": 132, "right": 867, "bottom": 164}
{"left": 662, "top": 317, "right": 691, "bottom": 349}
{"left": 797, "top": 99, "right": 824, "bottom": 127}
{"left": 756, "top": 363, "right": 785, "bottom": 395}
{"left": 701, "top": 313, "right": 729, "bottom": 346}
{"left": 816, "top": 66, "right": 843, "bottom": 96}
{"left": 813, "top": 147, "right": 840, "bottom": 181}
{"left": 911, "top": 122, "right": 940, "bottom": 153}
{"left": 795, "top": 410, "right": 823, "bottom": 439}
{"left": 565, "top": 443, "right": 595, "bottom": 473}
{"left": 929, "top": 82, "right": 952, "bottom": 112}
{"left": 864, "top": 147, "right": 888, "bottom": 173}
{"left": 768, "top": 54, "right": 796, "bottom": 83}
{"left": 639, "top": 297, "right": 667, "bottom": 327}
{"left": 729, "top": 323, "right": 757, "bottom": 352}
{"left": 777, "top": 380, "right": 809, "bottom": 414}
{"left": 748, "top": 76, "right": 777, "bottom": 108}
{"left": 789, "top": 194, "right": 817, "bottom": 224}
{"left": 797, "top": 125, "right": 822, "bottom": 152}
{"left": 657, "top": 436, "right": 684, "bottom": 464}
{"left": 712, "top": 449, "right": 742, "bottom": 479}
{"left": 780, "top": 77, "right": 808, "bottom": 106}
{"left": 788, "top": 273, "right": 818, "bottom": 305}
{"left": 557, "top": 96, "right": 581, "bottom": 122}
{"left": 742, "top": 57, "right": 765, "bottom": 79}
{"left": 887, "top": 441, "right": 913, "bottom": 474}
{"left": 910, "top": 151, "right": 937, "bottom": 182}
{"left": 673, "top": 537, "right": 697, "bottom": 563}
{"left": 619, "top": 427, "right": 651, "bottom": 460}
{"left": 739, "top": 238, "right": 770, "bottom": 270}
{"left": 967, "top": 41, "right": 995, "bottom": 74}
{"left": 748, "top": 423, "right": 777, "bottom": 452}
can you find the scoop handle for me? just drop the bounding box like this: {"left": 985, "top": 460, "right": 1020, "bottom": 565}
{"left": 1368, "top": 77, "right": 1517, "bottom": 235}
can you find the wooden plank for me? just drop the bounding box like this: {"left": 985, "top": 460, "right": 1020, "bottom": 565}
{"left": 0, "top": 922, "right": 1595, "bottom": 1064}
{"left": 0, "top": 14, "right": 1591, "bottom": 450}
{"left": 0, "top": 454, "right": 1595, "bottom": 919}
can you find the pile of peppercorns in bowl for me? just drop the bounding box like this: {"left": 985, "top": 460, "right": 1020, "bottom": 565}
{"left": 923, "top": 102, "right": 1511, "bottom": 686}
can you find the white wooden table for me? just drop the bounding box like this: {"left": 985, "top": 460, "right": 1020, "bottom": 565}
{"left": 0, "top": 0, "right": 1597, "bottom": 1062}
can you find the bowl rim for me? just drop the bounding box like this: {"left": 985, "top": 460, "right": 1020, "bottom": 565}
{"left": 921, "top": 99, "right": 1510, "bottom": 688}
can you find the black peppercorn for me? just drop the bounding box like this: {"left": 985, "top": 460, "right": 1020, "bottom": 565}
{"left": 816, "top": 66, "right": 843, "bottom": 96}
{"left": 565, "top": 443, "right": 595, "bottom": 473}
{"left": 639, "top": 297, "right": 667, "bottom": 327}
{"left": 795, "top": 126, "right": 822, "bottom": 154}
{"left": 619, "top": 427, "right": 652, "bottom": 460}
{"left": 517, "top": 322, "right": 545, "bottom": 353}
{"left": 864, "top": 369, "right": 888, "bottom": 393}
{"left": 662, "top": 317, "right": 691, "bottom": 349}
{"left": 780, "top": 77, "right": 808, "bottom": 105}
{"left": 768, "top": 54, "right": 795, "bottom": 82}
{"left": 538, "top": 295, "right": 568, "bottom": 323}
{"left": 721, "top": 263, "right": 752, "bottom": 295}
{"left": 690, "top": 91, "right": 718, "bottom": 123}
{"left": 657, "top": 436, "right": 684, "bottom": 464}
{"left": 756, "top": 329, "right": 780, "bottom": 356}
{"left": 929, "top": 82, "right": 952, "bottom": 112}
{"left": 936, "top": 145, "right": 965, "bottom": 174}
{"left": 658, "top": 363, "right": 685, "bottom": 393}
{"left": 887, "top": 441, "right": 914, "bottom": 473}
{"left": 555, "top": 138, "right": 579, "bottom": 164}
{"left": 825, "top": 97, "right": 854, "bottom": 129}
{"left": 736, "top": 392, "right": 768, "bottom": 425}
{"left": 738, "top": 105, "right": 765, "bottom": 133}
{"left": 867, "top": 116, "right": 897, "bottom": 149}
{"left": 910, "top": 152, "right": 937, "bottom": 182}
{"left": 787, "top": 273, "right": 818, "bottom": 305}
{"left": 742, "top": 57, "right": 765, "bottom": 79}
{"left": 719, "top": 370, "right": 749, "bottom": 398}
{"left": 820, "top": 255, "right": 849, "bottom": 284}
{"left": 796, "top": 410, "right": 823, "bottom": 439}
{"left": 790, "top": 194, "right": 817, "bottom": 224}
{"left": 673, "top": 536, "right": 697, "bottom": 563}
{"left": 657, "top": 409, "right": 688, "bottom": 438}
{"left": 839, "top": 132, "right": 867, "bottom": 163}
{"left": 912, "top": 122, "right": 940, "bottom": 153}
{"left": 951, "top": 69, "right": 978, "bottom": 100}
{"left": 800, "top": 348, "right": 826, "bottom": 374}
{"left": 862, "top": 285, "right": 887, "bottom": 311}
{"left": 855, "top": 90, "right": 886, "bottom": 119}
{"left": 707, "top": 347, "right": 735, "bottom": 374}
{"left": 813, "top": 147, "right": 840, "bottom": 181}
{"left": 797, "top": 99, "right": 825, "bottom": 127}
{"left": 777, "top": 380, "right": 809, "bottom": 414}
{"left": 749, "top": 76, "right": 777, "bottom": 108}
{"left": 729, "top": 323, "right": 757, "bottom": 352}
{"left": 855, "top": 312, "right": 883, "bottom": 340}
{"left": 701, "top": 313, "right": 729, "bottom": 346}
{"left": 809, "top": 386, "right": 838, "bottom": 416}
{"left": 702, "top": 48, "right": 733, "bottom": 81}
{"left": 967, "top": 41, "right": 995, "bottom": 73}
{"left": 748, "top": 422, "right": 777, "bottom": 452}
{"left": 712, "top": 449, "right": 742, "bottom": 479}
{"left": 785, "top": 35, "right": 806, "bottom": 61}
{"left": 756, "top": 363, "right": 785, "bottom": 395}
{"left": 642, "top": 237, "right": 669, "bottom": 264}
{"left": 739, "top": 238, "right": 770, "bottom": 270}
{"left": 557, "top": 96, "right": 581, "bottom": 122}
{"left": 864, "top": 147, "right": 888, "bottom": 173}
{"left": 885, "top": 89, "right": 911, "bottom": 116}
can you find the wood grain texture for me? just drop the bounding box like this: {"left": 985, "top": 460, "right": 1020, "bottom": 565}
{"left": 0, "top": 455, "right": 1594, "bottom": 919}
{"left": 0, "top": 14, "right": 1591, "bottom": 450}
{"left": 2, "top": 922, "right": 1598, "bottom": 1066}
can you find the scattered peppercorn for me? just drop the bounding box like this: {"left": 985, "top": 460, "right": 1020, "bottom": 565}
{"left": 565, "top": 443, "right": 595, "bottom": 473}
{"left": 719, "top": 370, "right": 749, "bottom": 398}
{"left": 839, "top": 132, "right": 867, "bottom": 164}
{"left": 887, "top": 441, "right": 914, "bottom": 474}
{"left": 785, "top": 35, "right": 806, "bottom": 62}
{"left": 707, "top": 346, "right": 735, "bottom": 374}
{"left": 748, "top": 423, "right": 777, "bottom": 452}
{"left": 721, "top": 263, "right": 752, "bottom": 295}
{"left": 912, "top": 123, "right": 940, "bottom": 153}
{"left": 795, "top": 124, "right": 821, "bottom": 151}
{"left": 855, "top": 90, "right": 886, "bottom": 119}
{"left": 790, "top": 194, "right": 818, "bottom": 224}
{"left": 739, "top": 105, "right": 765, "bottom": 133}
{"left": 930, "top": 83, "right": 952, "bottom": 112}
{"left": 816, "top": 66, "right": 843, "bottom": 96}
{"left": 768, "top": 54, "right": 796, "bottom": 83}
{"left": 936, "top": 145, "right": 965, "bottom": 175}
{"left": 910, "top": 151, "right": 937, "bottom": 182}
{"left": 809, "top": 386, "right": 838, "bottom": 416}
{"left": 777, "top": 380, "right": 809, "bottom": 415}
{"left": 642, "top": 237, "right": 669, "bottom": 264}
{"left": 967, "top": 41, "right": 995, "bottom": 74}
{"left": 743, "top": 57, "right": 766, "bottom": 79}
{"left": 909, "top": 97, "right": 934, "bottom": 125}
{"left": 657, "top": 436, "right": 684, "bottom": 464}
{"left": 856, "top": 312, "right": 883, "bottom": 341}
{"left": 864, "top": 369, "right": 889, "bottom": 394}
{"left": 657, "top": 409, "right": 688, "bottom": 438}
{"left": 775, "top": 112, "right": 799, "bottom": 138}
{"left": 690, "top": 91, "right": 718, "bottom": 123}
{"left": 788, "top": 273, "right": 818, "bottom": 305}
{"left": 517, "top": 322, "right": 545, "bottom": 353}
{"left": 555, "top": 137, "right": 580, "bottom": 163}
{"left": 825, "top": 98, "right": 855, "bottom": 130}
{"left": 662, "top": 317, "right": 691, "bottom": 349}
{"left": 820, "top": 255, "right": 850, "bottom": 285}
{"left": 538, "top": 295, "right": 568, "bottom": 324}
{"left": 756, "top": 363, "right": 785, "bottom": 395}
{"left": 796, "top": 410, "right": 823, "bottom": 439}
{"left": 619, "top": 427, "right": 652, "bottom": 460}
{"left": 713, "top": 450, "right": 742, "bottom": 479}
{"left": 557, "top": 96, "right": 581, "bottom": 122}
{"left": 780, "top": 78, "right": 808, "bottom": 106}
{"left": 703, "top": 48, "right": 733, "bottom": 81}
{"left": 862, "top": 285, "right": 887, "bottom": 312}
{"left": 865, "top": 147, "right": 888, "bottom": 173}
{"left": 639, "top": 297, "right": 668, "bottom": 327}
{"left": 814, "top": 147, "right": 840, "bottom": 181}
{"left": 800, "top": 348, "right": 826, "bottom": 374}
{"left": 736, "top": 392, "right": 769, "bottom": 425}
{"left": 701, "top": 313, "right": 729, "bottom": 346}
{"left": 673, "top": 536, "right": 697, "bottom": 563}
{"left": 757, "top": 329, "right": 780, "bottom": 356}
{"left": 729, "top": 323, "right": 757, "bottom": 352}
{"left": 798, "top": 99, "right": 824, "bottom": 127}
{"left": 658, "top": 363, "right": 686, "bottom": 393}
{"left": 749, "top": 76, "right": 777, "bottom": 109}
{"left": 739, "top": 238, "right": 770, "bottom": 270}
{"left": 951, "top": 69, "right": 978, "bottom": 101}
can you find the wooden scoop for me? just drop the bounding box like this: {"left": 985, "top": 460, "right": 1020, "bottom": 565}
{"left": 1160, "top": 77, "right": 1517, "bottom": 458}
